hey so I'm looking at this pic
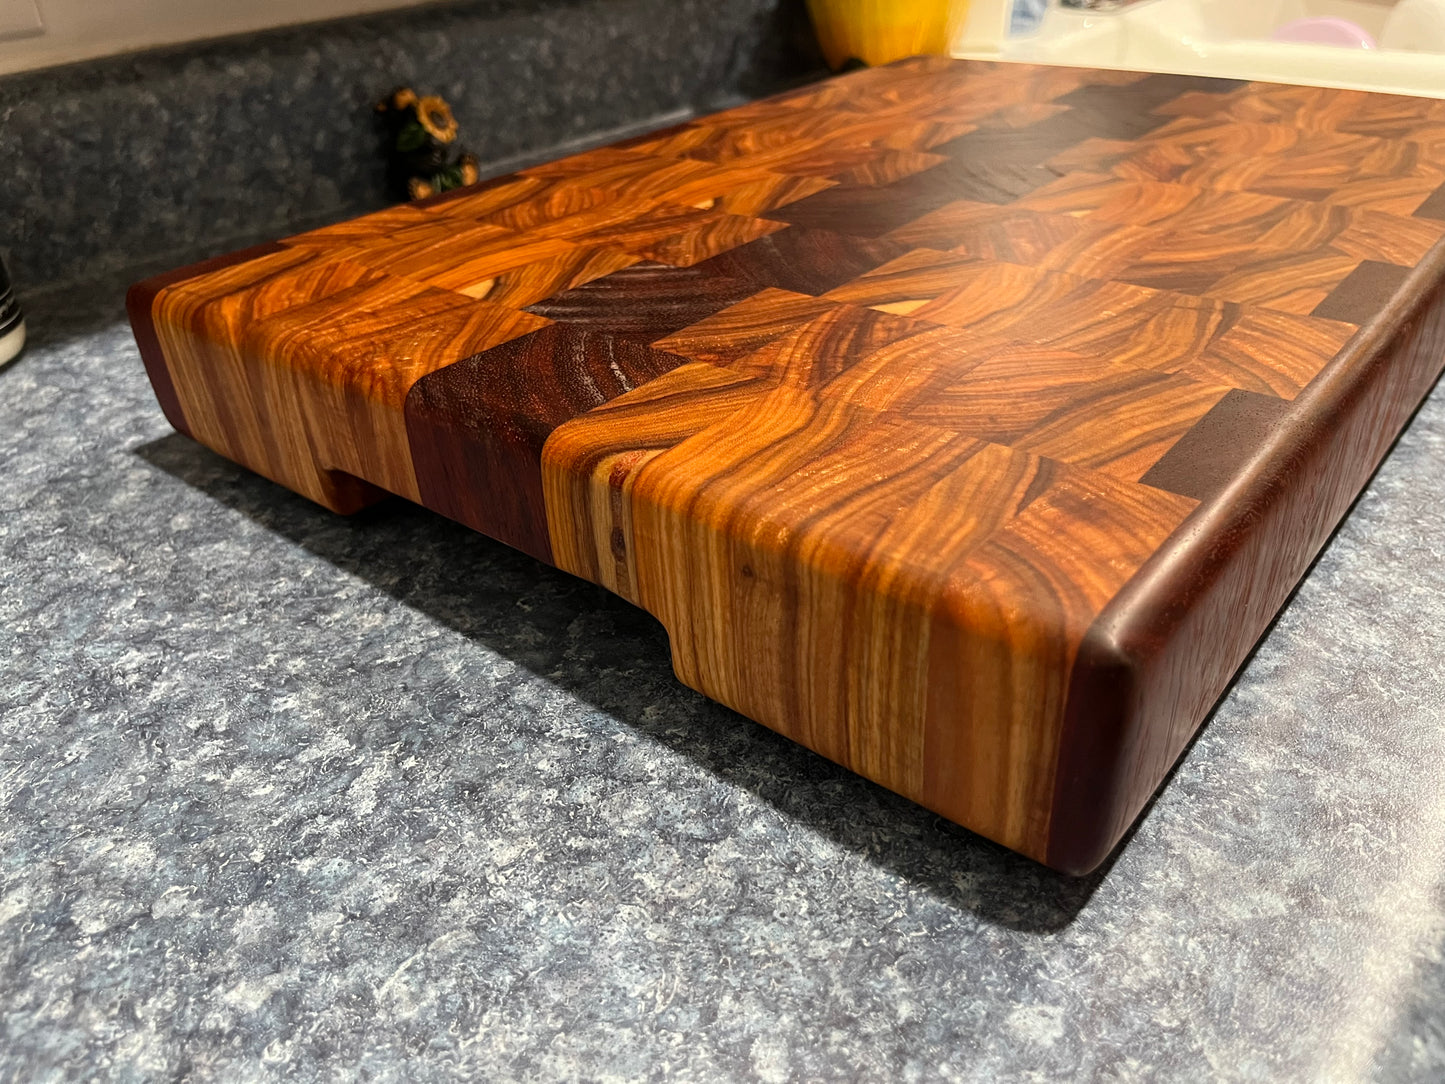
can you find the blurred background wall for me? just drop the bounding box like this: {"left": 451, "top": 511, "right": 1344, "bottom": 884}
{"left": 0, "top": 0, "right": 445, "bottom": 76}
{"left": 0, "top": 0, "right": 824, "bottom": 292}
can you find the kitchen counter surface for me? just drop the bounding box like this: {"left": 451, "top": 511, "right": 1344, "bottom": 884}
{"left": 2, "top": 272, "right": 1444, "bottom": 1080}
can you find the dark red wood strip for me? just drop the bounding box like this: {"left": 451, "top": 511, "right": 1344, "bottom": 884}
{"left": 1137, "top": 389, "right": 1290, "bottom": 502}
{"left": 1413, "top": 180, "right": 1445, "bottom": 221}
{"left": 1311, "top": 259, "right": 1413, "bottom": 325}
{"left": 404, "top": 325, "right": 689, "bottom": 562}
{"left": 690, "top": 227, "right": 907, "bottom": 296}
{"left": 523, "top": 261, "right": 761, "bottom": 341}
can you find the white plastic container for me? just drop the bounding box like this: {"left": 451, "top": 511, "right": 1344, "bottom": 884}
{"left": 0, "top": 255, "right": 24, "bottom": 367}
{"left": 955, "top": 0, "right": 1445, "bottom": 99}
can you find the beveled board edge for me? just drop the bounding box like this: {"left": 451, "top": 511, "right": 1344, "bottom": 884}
{"left": 1047, "top": 237, "right": 1445, "bottom": 875}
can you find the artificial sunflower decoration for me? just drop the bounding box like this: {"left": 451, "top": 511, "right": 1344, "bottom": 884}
{"left": 375, "top": 86, "right": 478, "bottom": 201}
{"left": 415, "top": 95, "right": 458, "bottom": 144}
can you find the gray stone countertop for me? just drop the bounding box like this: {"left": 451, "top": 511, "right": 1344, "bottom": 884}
{"left": 2, "top": 273, "right": 1444, "bottom": 1081}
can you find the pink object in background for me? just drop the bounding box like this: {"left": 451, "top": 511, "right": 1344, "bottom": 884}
{"left": 1271, "top": 16, "right": 1377, "bottom": 47}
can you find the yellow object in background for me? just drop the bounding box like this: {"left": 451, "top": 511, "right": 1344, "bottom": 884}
{"left": 805, "top": 0, "right": 971, "bottom": 69}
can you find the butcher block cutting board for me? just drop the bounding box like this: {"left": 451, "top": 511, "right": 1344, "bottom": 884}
{"left": 129, "top": 58, "right": 1445, "bottom": 873}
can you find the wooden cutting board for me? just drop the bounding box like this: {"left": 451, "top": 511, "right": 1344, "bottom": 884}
{"left": 129, "top": 58, "right": 1445, "bottom": 873}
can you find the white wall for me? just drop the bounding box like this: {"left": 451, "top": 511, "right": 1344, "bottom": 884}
{"left": 0, "top": 0, "right": 441, "bottom": 76}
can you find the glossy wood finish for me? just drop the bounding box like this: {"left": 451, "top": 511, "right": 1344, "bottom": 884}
{"left": 129, "top": 59, "right": 1445, "bottom": 872}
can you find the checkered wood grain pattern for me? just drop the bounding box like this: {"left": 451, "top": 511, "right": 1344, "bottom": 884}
{"left": 130, "top": 58, "right": 1445, "bottom": 871}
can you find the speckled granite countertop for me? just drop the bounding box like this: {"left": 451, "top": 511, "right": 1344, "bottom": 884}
{"left": 2, "top": 273, "right": 1444, "bottom": 1081}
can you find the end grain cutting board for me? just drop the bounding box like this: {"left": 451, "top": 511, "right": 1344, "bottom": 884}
{"left": 129, "top": 59, "right": 1445, "bottom": 873}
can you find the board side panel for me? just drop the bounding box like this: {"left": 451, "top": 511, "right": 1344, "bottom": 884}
{"left": 126, "top": 242, "right": 289, "bottom": 440}
{"left": 544, "top": 373, "right": 1195, "bottom": 861}
{"left": 1048, "top": 241, "right": 1445, "bottom": 875}
{"left": 141, "top": 248, "right": 397, "bottom": 513}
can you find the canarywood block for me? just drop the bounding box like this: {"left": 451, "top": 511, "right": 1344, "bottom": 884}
{"left": 128, "top": 58, "right": 1445, "bottom": 873}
